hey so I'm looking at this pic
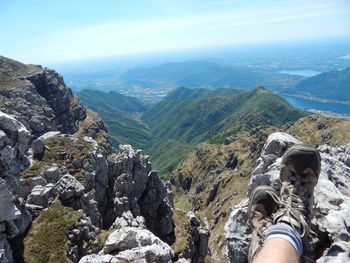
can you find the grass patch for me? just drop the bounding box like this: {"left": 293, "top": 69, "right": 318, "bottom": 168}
{"left": 285, "top": 115, "right": 350, "bottom": 146}
{"left": 145, "top": 139, "right": 193, "bottom": 180}
{"left": 172, "top": 209, "right": 191, "bottom": 257}
{"left": 174, "top": 194, "right": 192, "bottom": 212}
{"left": 21, "top": 135, "right": 93, "bottom": 179}
{"left": 96, "top": 229, "right": 113, "bottom": 247}
{"left": 23, "top": 200, "right": 82, "bottom": 263}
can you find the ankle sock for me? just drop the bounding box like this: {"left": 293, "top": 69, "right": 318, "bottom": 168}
{"left": 265, "top": 222, "right": 303, "bottom": 257}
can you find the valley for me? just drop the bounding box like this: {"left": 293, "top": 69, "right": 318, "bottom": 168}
{"left": 77, "top": 87, "right": 305, "bottom": 178}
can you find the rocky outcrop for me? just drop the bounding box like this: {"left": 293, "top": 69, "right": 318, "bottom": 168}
{"left": 80, "top": 227, "right": 173, "bottom": 263}
{"left": 225, "top": 132, "right": 350, "bottom": 263}
{"left": 0, "top": 56, "right": 175, "bottom": 263}
{"left": 106, "top": 145, "right": 174, "bottom": 243}
{"left": 186, "top": 212, "right": 210, "bottom": 263}
{"left": 17, "top": 132, "right": 175, "bottom": 261}
{"left": 0, "top": 56, "right": 86, "bottom": 137}
{"left": 0, "top": 112, "right": 32, "bottom": 263}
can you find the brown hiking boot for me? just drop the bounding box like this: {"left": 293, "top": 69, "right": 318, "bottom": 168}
{"left": 274, "top": 144, "right": 321, "bottom": 237}
{"left": 247, "top": 185, "right": 280, "bottom": 262}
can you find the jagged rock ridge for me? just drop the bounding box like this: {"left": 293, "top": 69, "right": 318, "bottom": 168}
{"left": 0, "top": 56, "right": 192, "bottom": 263}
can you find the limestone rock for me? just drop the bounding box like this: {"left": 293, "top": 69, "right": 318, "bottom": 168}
{"left": 0, "top": 57, "right": 176, "bottom": 263}
{"left": 0, "top": 178, "right": 19, "bottom": 222}
{"left": 17, "top": 176, "right": 47, "bottom": 200}
{"left": 43, "top": 165, "right": 61, "bottom": 183}
{"left": 261, "top": 132, "right": 300, "bottom": 157}
{"left": 80, "top": 226, "right": 174, "bottom": 263}
{"left": 0, "top": 56, "right": 87, "bottom": 137}
{"left": 105, "top": 146, "right": 175, "bottom": 243}
{"left": 0, "top": 111, "right": 31, "bottom": 178}
{"left": 225, "top": 132, "right": 350, "bottom": 263}
{"left": 31, "top": 138, "right": 45, "bottom": 158}
{"left": 67, "top": 216, "right": 101, "bottom": 262}
{"left": 101, "top": 227, "right": 173, "bottom": 262}
{"left": 27, "top": 184, "right": 54, "bottom": 208}
{"left": 54, "top": 174, "right": 84, "bottom": 200}
{"left": 187, "top": 212, "right": 210, "bottom": 263}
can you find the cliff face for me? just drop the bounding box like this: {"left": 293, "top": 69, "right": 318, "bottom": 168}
{"left": 0, "top": 56, "right": 175, "bottom": 263}
{"left": 0, "top": 56, "right": 86, "bottom": 137}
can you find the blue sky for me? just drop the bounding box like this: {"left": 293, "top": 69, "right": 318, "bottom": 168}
{"left": 1, "top": 0, "right": 350, "bottom": 64}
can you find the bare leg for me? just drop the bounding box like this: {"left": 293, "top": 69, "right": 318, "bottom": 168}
{"left": 253, "top": 238, "right": 299, "bottom": 263}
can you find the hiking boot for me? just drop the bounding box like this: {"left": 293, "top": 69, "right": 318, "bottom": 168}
{"left": 274, "top": 144, "right": 321, "bottom": 237}
{"left": 247, "top": 185, "right": 280, "bottom": 262}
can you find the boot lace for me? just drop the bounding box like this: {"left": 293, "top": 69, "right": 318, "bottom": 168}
{"left": 273, "top": 181, "right": 309, "bottom": 237}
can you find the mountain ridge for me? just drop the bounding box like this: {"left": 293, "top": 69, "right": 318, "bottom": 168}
{"left": 143, "top": 86, "right": 305, "bottom": 145}
{"left": 286, "top": 66, "right": 350, "bottom": 102}
{"left": 76, "top": 86, "right": 305, "bottom": 178}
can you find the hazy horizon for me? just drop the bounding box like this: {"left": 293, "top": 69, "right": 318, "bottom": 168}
{"left": 1, "top": 0, "right": 350, "bottom": 64}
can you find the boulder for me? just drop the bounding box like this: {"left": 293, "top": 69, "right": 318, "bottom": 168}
{"left": 102, "top": 227, "right": 173, "bottom": 262}
{"left": 31, "top": 138, "right": 45, "bottom": 158}
{"left": 17, "top": 176, "right": 47, "bottom": 200}
{"left": 42, "top": 165, "right": 61, "bottom": 183}
{"left": 261, "top": 132, "right": 300, "bottom": 157}
{"left": 27, "top": 184, "right": 54, "bottom": 208}
{"left": 54, "top": 174, "right": 84, "bottom": 200}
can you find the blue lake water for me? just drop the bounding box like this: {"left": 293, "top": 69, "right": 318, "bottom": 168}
{"left": 283, "top": 95, "right": 350, "bottom": 115}
{"left": 278, "top": 69, "right": 322, "bottom": 77}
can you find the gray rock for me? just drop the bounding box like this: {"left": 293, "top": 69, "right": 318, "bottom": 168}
{"left": 176, "top": 258, "right": 192, "bottom": 263}
{"left": 104, "top": 146, "right": 174, "bottom": 244}
{"left": 17, "top": 176, "right": 47, "bottom": 200}
{"left": 0, "top": 111, "right": 31, "bottom": 177}
{"left": 43, "top": 165, "right": 61, "bottom": 183}
{"left": 12, "top": 197, "right": 32, "bottom": 235}
{"left": 27, "top": 184, "right": 54, "bottom": 208}
{"left": 66, "top": 215, "right": 101, "bottom": 262}
{"left": 54, "top": 174, "right": 84, "bottom": 200}
{"left": 38, "top": 131, "right": 61, "bottom": 141}
{"left": 187, "top": 212, "right": 210, "bottom": 263}
{"left": 0, "top": 178, "right": 20, "bottom": 222}
{"left": 32, "top": 138, "right": 45, "bottom": 158}
{"left": 79, "top": 254, "right": 122, "bottom": 263}
{"left": 112, "top": 211, "right": 146, "bottom": 229}
{"left": 261, "top": 132, "right": 300, "bottom": 157}
{"left": 139, "top": 171, "right": 174, "bottom": 243}
{"left": 0, "top": 238, "right": 13, "bottom": 263}
{"left": 187, "top": 211, "right": 200, "bottom": 227}
{"left": 102, "top": 227, "right": 173, "bottom": 262}
{"left": 28, "top": 116, "right": 45, "bottom": 133}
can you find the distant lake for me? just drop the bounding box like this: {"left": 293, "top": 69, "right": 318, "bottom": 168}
{"left": 283, "top": 95, "right": 350, "bottom": 115}
{"left": 278, "top": 69, "right": 321, "bottom": 77}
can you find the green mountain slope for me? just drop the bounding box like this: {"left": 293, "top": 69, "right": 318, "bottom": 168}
{"left": 287, "top": 67, "right": 350, "bottom": 101}
{"left": 77, "top": 89, "right": 149, "bottom": 113}
{"left": 77, "top": 87, "right": 305, "bottom": 179}
{"left": 145, "top": 139, "right": 193, "bottom": 176}
{"left": 76, "top": 89, "right": 152, "bottom": 148}
{"left": 143, "top": 87, "right": 305, "bottom": 144}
